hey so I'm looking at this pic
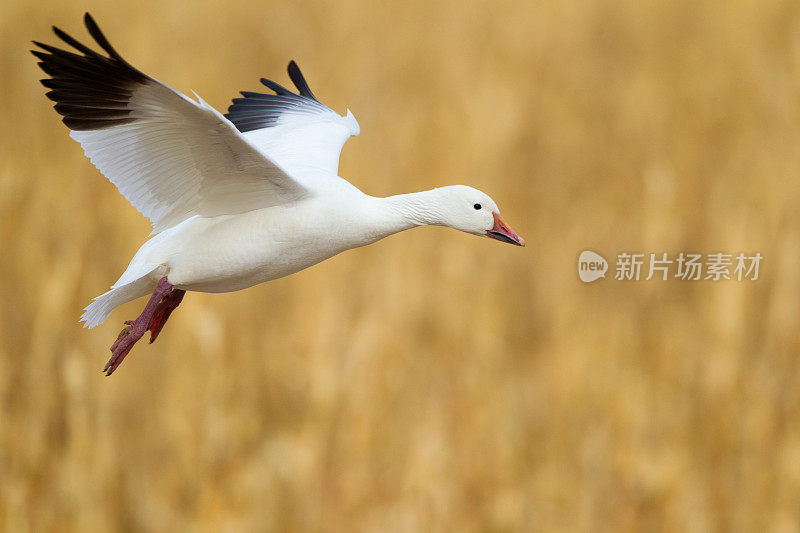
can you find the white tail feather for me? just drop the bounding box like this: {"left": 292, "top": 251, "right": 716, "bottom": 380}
{"left": 80, "top": 274, "right": 156, "bottom": 328}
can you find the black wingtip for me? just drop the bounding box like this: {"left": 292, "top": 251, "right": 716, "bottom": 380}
{"left": 83, "top": 13, "right": 97, "bottom": 40}
{"left": 51, "top": 24, "right": 96, "bottom": 56}
{"left": 259, "top": 77, "right": 295, "bottom": 96}
{"left": 287, "top": 60, "right": 316, "bottom": 101}
{"left": 82, "top": 12, "right": 122, "bottom": 61}
{"left": 227, "top": 60, "right": 325, "bottom": 133}
{"left": 33, "top": 13, "right": 147, "bottom": 131}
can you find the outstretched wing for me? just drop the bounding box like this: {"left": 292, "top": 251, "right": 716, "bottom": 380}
{"left": 32, "top": 13, "right": 309, "bottom": 233}
{"left": 225, "top": 61, "right": 360, "bottom": 180}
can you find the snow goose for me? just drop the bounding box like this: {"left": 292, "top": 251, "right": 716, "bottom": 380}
{"left": 33, "top": 13, "right": 525, "bottom": 375}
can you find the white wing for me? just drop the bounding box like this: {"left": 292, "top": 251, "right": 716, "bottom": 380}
{"left": 33, "top": 14, "right": 308, "bottom": 233}
{"left": 225, "top": 61, "right": 360, "bottom": 181}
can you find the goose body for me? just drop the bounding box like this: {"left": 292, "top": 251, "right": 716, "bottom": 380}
{"left": 120, "top": 192, "right": 407, "bottom": 294}
{"left": 33, "top": 14, "right": 524, "bottom": 374}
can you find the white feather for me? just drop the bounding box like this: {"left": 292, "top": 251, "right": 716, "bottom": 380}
{"left": 70, "top": 81, "right": 309, "bottom": 233}
{"left": 242, "top": 102, "right": 360, "bottom": 183}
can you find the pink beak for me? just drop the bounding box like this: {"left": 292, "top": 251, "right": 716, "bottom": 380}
{"left": 486, "top": 212, "right": 525, "bottom": 246}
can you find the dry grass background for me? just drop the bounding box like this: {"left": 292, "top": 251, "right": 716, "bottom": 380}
{"left": 1, "top": 0, "right": 800, "bottom": 530}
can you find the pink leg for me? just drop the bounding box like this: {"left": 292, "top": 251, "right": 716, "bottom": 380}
{"left": 103, "top": 276, "right": 185, "bottom": 376}
{"left": 148, "top": 288, "right": 185, "bottom": 344}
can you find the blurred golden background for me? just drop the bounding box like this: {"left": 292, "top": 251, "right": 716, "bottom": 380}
{"left": 2, "top": 0, "right": 800, "bottom": 530}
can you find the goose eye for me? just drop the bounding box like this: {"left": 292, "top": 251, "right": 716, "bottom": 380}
{"left": 473, "top": 203, "right": 481, "bottom": 210}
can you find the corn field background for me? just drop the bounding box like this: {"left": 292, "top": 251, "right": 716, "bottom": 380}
{"left": 2, "top": 0, "right": 800, "bottom": 531}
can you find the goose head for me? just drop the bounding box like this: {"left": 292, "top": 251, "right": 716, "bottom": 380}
{"left": 433, "top": 185, "right": 525, "bottom": 246}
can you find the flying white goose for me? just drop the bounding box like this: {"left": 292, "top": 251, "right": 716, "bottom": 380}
{"left": 33, "top": 13, "right": 524, "bottom": 375}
